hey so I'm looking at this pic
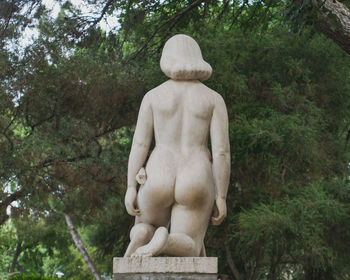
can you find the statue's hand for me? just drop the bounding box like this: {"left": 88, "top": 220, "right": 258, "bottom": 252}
{"left": 211, "top": 197, "right": 227, "bottom": 226}
{"left": 125, "top": 187, "right": 140, "bottom": 216}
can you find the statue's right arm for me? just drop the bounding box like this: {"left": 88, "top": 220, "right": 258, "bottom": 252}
{"left": 125, "top": 93, "right": 153, "bottom": 216}
{"left": 210, "top": 94, "right": 230, "bottom": 225}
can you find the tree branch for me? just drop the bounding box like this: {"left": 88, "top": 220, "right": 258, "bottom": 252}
{"left": 0, "top": 0, "right": 15, "bottom": 39}
{"left": 0, "top": 190, "right": 26, "bottom": 226}
{"left": 231, "top": 0, "right": 249, "bottom": 27}
{"left": 10, "top": 236, "right": 22, "bottom": 273}
{"left": 129, "top": 0, "right": 205, "bottom": 59}
{"left": 311, "top": 0, "right": 350, "bottom": 54}
{"left": 89, "top": 0, "right": 115, "bottom": 28}
{"left": 216, "top": 0, "right": 230, "bottom": 23}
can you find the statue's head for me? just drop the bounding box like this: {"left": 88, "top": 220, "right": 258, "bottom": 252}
{"left": 160, "top": 34, "right": 212, "bottom": 81}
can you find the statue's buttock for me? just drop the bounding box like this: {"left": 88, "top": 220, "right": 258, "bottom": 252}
{"left": 138, "top": 144, "right": 215, "bottom": 218}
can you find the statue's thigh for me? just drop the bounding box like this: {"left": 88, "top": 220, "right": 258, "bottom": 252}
{"left": 137, "top": 159, "right": 175, "bottom": 227}
{"left": 169, "top": 203, "right": 212, "bottom": 247}
{"left": 171, "top": 157, "right": 215, "bottom": 241}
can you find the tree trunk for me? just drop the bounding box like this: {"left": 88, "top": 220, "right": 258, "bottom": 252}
{"left": 224, "top": 244, "right": 241, "bottom": 280}
{"left": 311, "top": 0, "right": 350, "bottom": 55}
{"left": 9, "top": 237, "right": 22, "bottom": 273}
{"left": 64, "top": 214, "right": 102, "bottom": 280}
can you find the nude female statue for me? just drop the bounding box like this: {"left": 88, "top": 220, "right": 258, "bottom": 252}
{"left": 123, "top": 34, "right": 230, "bottom": 257}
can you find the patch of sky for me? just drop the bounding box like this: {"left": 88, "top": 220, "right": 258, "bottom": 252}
{"left": 3, "top": 178, "right": 20, "bottom": 215}
{"left": 6, "top": 0, "right": 121, "bottom": 54}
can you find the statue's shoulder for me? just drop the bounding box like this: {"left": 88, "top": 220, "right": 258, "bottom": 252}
{"left": 141, "top": 88, "right": 159, "bottom": 106}
{"left": 200, "top": 83, "right": 225, "bottom": 105}
{"left": 143, "top": 81, "right": 169, "bottom": 101}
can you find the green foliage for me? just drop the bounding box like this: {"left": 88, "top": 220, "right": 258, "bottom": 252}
{"left": 201, "top": 20, "right": 350, "bottom": 280}
{"left": 9, "top": 275, "right": 56, "bottom": 280}
{"left": 0, "top": 1, "right": 350, "bottom": 280}
{"left": 235, "top": 180, "right": 350, "bottom": 279}
{"left": 0, "top": 221, "right": 16, "bottom": 277}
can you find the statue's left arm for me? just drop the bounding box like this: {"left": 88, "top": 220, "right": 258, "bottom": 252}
{"left": 124, "top": 93, "right": 153, "bottom": 216}
{"left": 210, "top": 94, "right": 230, "bottom": 226}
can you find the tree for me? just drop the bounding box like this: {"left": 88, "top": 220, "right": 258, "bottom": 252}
{"left": 0, "top": 1, "right": 349, "bottom": 279}
{"left": 286, "top": 0, "right": 350, "bottom": 55}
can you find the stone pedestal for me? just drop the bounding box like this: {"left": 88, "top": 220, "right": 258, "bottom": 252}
{"left": 113, "top": 257, "right": 218, "bottom": 280}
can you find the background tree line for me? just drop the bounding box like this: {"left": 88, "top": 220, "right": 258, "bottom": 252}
{"left": 0, "top": 0, "right": 350, "bottom": 279}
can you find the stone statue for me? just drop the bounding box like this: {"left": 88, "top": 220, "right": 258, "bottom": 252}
{"left": 123, "top": 34, "right": 230, "bottom": 258}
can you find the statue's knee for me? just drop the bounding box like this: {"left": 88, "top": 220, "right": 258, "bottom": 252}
{"left": 130, "top": 224, "right": 153, "bottom": 241}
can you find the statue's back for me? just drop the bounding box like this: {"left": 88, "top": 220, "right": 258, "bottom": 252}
{"left": 149, "top": 79, "right": 218, "bottom": 153}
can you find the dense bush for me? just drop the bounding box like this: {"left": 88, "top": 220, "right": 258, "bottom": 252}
{"left": 10, "top": 275, "right": 57, "bottom": 280}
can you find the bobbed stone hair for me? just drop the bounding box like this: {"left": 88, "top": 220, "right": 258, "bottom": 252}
{"left": 160, "top": 34, "right": 212, "bottom": 81}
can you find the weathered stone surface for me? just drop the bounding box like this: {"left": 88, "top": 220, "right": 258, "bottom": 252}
{"left": 113, "top": 257, "right": 217, "bottom": 274}
{"left": 113, "top": 273, "right": 218, "bottom": 280}
{"left": 124, "top": 34, "right": 230, "bottom": 258}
